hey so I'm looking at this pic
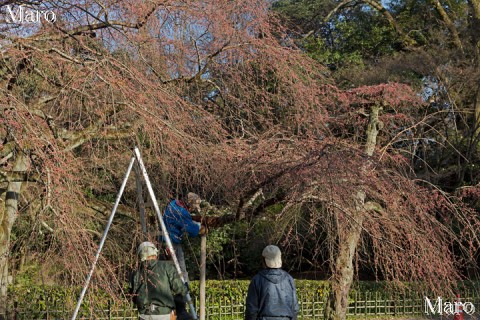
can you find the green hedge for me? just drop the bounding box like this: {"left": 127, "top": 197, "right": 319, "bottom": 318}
{"left": 9, "top": 280, "right": 330, "bottom": 311}
{"left": 8, "top": 280, "right": 480, "bottom": 312}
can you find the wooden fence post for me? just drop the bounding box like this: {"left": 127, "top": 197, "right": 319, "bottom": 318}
{"left": 364, "top": 292, "right": 368, "bottom": 318}
{"left": 45, "top": 298, "right": 49, "bottom": 320}
{"left": 14, "top": 301, "right": 18, "bottom": 320}
{"left": 393, "top": 292, "right": 397, "bottom": 316}
{"left": 300, "top": 296, "right": 304, "bottom": 319}
{"left": 354, "top": 291, "right": 358, "bottom": 315}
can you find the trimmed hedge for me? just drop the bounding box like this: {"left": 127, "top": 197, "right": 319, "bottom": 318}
{"left": 9, "top": 279, "right": 480, "bottom": 310}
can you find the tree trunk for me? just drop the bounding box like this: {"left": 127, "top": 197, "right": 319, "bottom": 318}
{"left": 475, "top": 87, "right": 480, "bottom": 143}
{"left": 431, "top": 0, "right": 463, "bottom": 51}
{"left": 325, "top": 199, "right": 366, "bottom": 320}
{"left": 325, "top": 106, "right": 381, "bottom": 320}
{"left": 469, "top": 0, "right": 480, "bottom": 140}
{"left": 0, "top": 153, "right": 28, "bottom": 319}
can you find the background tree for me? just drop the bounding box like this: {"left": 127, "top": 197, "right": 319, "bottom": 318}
{"left": 273, "top": 0, "right": 480, "bottom": 319}
{"left": 275, "top": 0, "right": 480, "bottom": 191}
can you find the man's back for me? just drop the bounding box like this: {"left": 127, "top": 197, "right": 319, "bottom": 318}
{"left": 245, "top": 268, "right": 299, "bottom": 320}
{"left": 131, "top": 260, "right": 186, "bottom": 315}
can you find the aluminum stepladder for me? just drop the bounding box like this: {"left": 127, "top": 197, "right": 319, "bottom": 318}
{"left": 72, "top": 147, "right": 198, "bottom": 320}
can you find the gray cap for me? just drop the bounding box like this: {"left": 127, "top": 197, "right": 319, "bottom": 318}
{"left": 187, "top": 192, "right": 201, "bottom": 212}
{"left": 137, "top": 242, "right": 158, "bottom": 262}
{"left": 262, "top": 245, "right": 282, "bottom": 268}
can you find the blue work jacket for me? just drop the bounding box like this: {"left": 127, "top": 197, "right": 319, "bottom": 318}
{"left": 161, "top": 200, "right": 200, "bottom": 244}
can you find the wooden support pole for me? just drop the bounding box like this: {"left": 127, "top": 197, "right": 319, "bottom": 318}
{"left": 200, "top": 234, "right": 207, "bottom": 320}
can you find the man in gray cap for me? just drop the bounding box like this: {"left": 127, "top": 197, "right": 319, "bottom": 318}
{"left": 245, "top": 245, "right": 299, "bottom": 320}
{"left": 130, "top": 242, "right": 186, "bottom": 319}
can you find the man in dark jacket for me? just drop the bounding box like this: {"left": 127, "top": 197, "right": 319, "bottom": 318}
{"left": 245, "top": 245, "right": 299, "bottom": 320}
{"left": 130, "top": 242, "right": 186, "bottom": 320}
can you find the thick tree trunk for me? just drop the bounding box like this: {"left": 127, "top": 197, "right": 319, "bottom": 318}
{"left": 431, "top": 0, "right": 463, "bottom": 51}
{"left": 470, "top": 0, "right": 480, "bottom": 140}
{"left": 325, "top": 106, "right": 381, "bottom": 320}
{"left": 325, "top": 198, "right": 366, "bottom": 320}
{"left": 0, "top": 154, "right": 28, "bottom": 319}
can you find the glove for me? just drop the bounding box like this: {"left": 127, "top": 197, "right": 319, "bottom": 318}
{"left": 199, "top": 225, "right": 207, "bottom": 236}
{"left": 163, "top": 247, "right": 172, "bottom": 260}
{"left": 194, "top": 221, "right": 207, "bottom": 236}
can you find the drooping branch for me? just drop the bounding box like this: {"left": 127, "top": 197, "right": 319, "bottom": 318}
{"left": 161, "top": 41, "right": 251, "bottom": 85}
{"left": 0, "top": 0, "right": 41, "bottom": 8}
{"left": 61, "top": 126, "right": 135, "bottom": 152}
{"left": 0, "top": 170, "right": 40, "bottom": 183}
{"left": 61, "top": 3, "right": 159, "bottom": 36}
{"left": 235, "top": 147, "right": 328, "bottom": 219}
{"left": 0, "top": 142, "right": 15, "bottom": 162}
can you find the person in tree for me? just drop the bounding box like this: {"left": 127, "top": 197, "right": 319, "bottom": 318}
{"left": 245, "top": 245, "right": 299, "bottom": 320}
{"left": 159, "top": 192, "right": 206, "bottom": 320}
{"left": 130, "top": 242, "right": 186, "bottom": 320}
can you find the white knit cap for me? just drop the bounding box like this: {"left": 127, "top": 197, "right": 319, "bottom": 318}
{"left": 137, "top": 242, "right": 158, "bottom": 262}
{"left": 262, "top": 245, "right": 282, "bottom": 268}
{"left": 187, "top": 192, "right": 201, "bottom": 211}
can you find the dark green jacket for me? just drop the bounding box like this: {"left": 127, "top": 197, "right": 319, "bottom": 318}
{"left": 130, "top": 260, "right": 186, "bottom": 315}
